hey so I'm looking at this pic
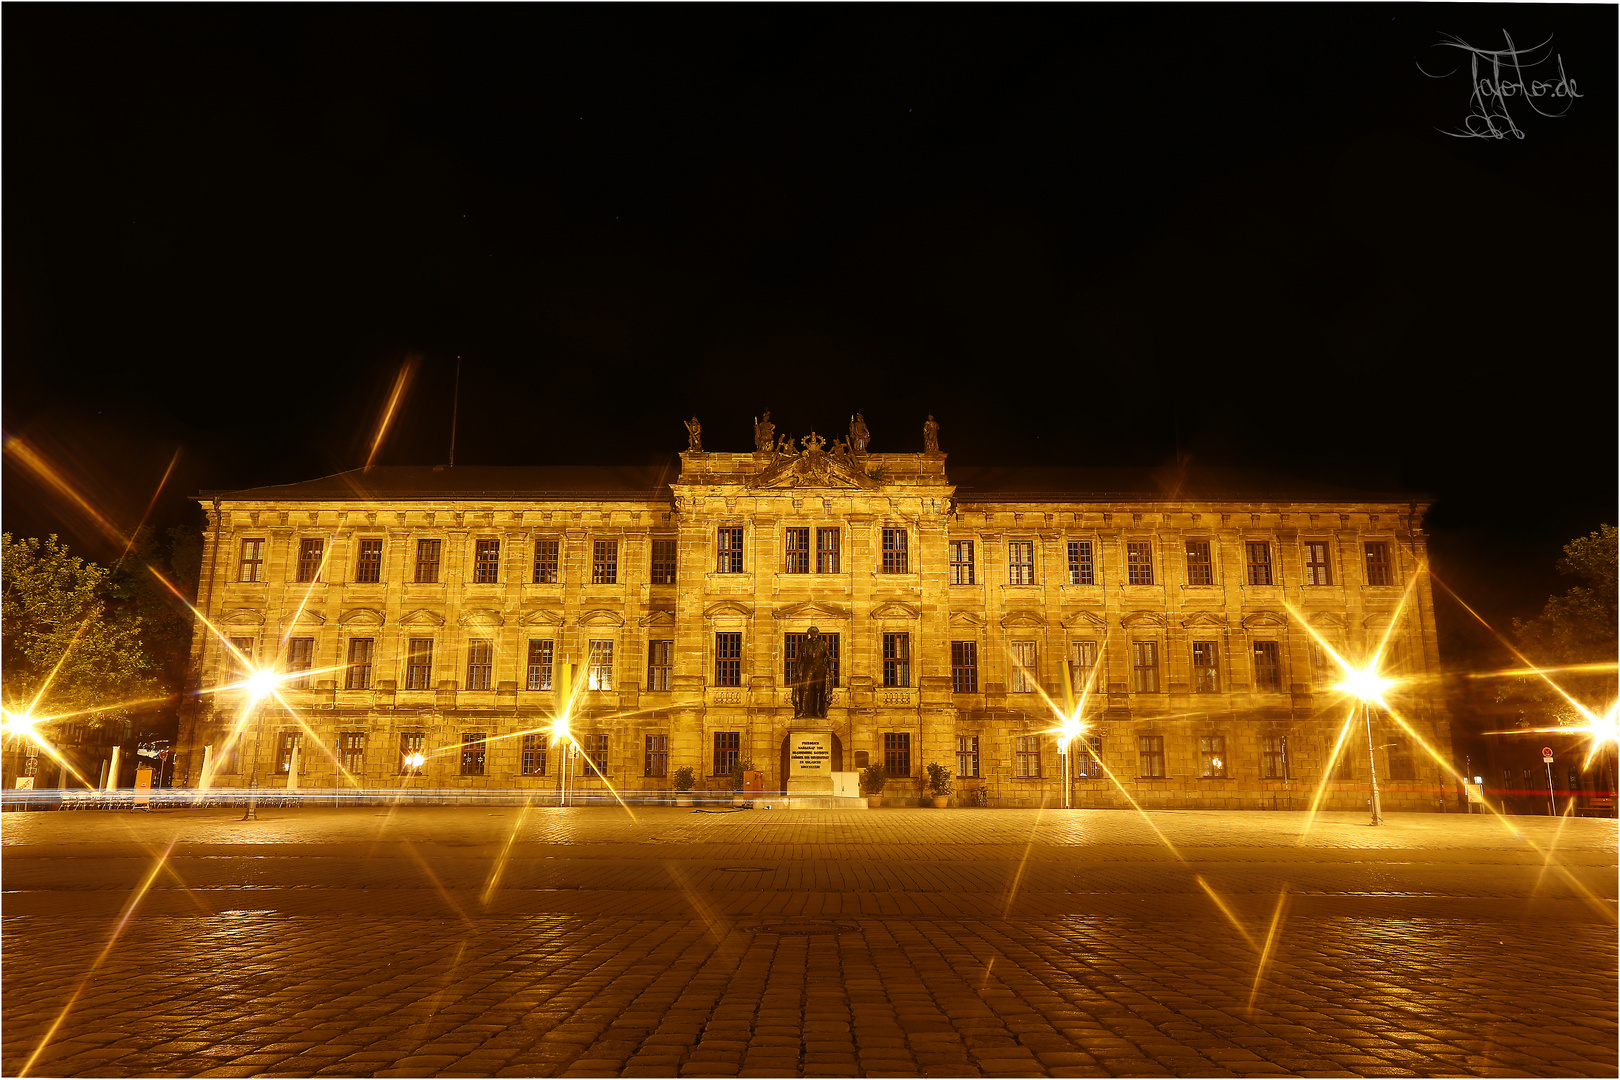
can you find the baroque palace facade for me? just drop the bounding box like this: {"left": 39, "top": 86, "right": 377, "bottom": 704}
{"left": 179, "top": 416, "right": 1454, "bottom": 809}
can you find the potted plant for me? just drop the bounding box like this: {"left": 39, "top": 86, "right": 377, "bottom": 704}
{"left": 925, "top": 762, "right": 953, "bottom": 808}
{"left": 862, "top": 762, "right": 887, "bottom": 807}
{"left": 672, "top": 765, "right": 696, "bottom": 807}
{"left": 730, "top": 757, "right": 756, "bottom": 805}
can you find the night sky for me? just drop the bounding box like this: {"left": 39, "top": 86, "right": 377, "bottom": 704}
{"left": 5, "top": 6, "right": 1615, "bottom": 668}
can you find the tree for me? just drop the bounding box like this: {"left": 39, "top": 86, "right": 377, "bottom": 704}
{"left": 1506, "top": 524, "right": 1618, "bottom": 726}
{"left": 1, "top": 534, "right": 160, "bottom": 732}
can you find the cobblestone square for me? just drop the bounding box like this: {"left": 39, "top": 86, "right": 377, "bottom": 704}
{"left": 3, "top": 807, "right": 1615, "bottom": 1077}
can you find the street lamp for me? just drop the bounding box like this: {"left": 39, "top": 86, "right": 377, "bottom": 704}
{"left": 240, "top": 667, "right": 282, "bottom": 821}
{"left": 1335, "top": 666, "right": 1394, "bottom": 826}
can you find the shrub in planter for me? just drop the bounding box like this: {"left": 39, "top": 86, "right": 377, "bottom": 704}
{"left": 673, "top": 766, "right": 696, "bottom": 791}
{"left": 862, "top": 762, "right": 888, "bottom": 804}
{"left": 925, "top": 762, "right": 953, "bottom": 806}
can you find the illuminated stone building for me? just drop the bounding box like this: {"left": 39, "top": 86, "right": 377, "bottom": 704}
{"left": 179, "top": 420, "right": 1455, "bottom": 809}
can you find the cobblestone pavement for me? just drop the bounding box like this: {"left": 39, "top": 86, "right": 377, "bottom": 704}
{"left": 3, "top": 807, "right": 1615, "bottom": 1078}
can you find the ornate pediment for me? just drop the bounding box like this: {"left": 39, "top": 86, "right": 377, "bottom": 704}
{"left": 1000, "top": 610, "right": 1047, "bottom": 629}
{"left": 459, "top": 608, "right": 505, "bottom": 629}
{"left": 579, "top": 608, "right": 626, "bottom": 627}
{"left": 703, "top": 600, "right": 752, "bottom": 619}
{"left": 745, "top": 432, "right": 882, "bottom": 490}
{"left": 220, "top": 607, "right": 265, "bottom": 626}
{"left": 1121, "top": 610, "right": 1169, "bottom": 629}
{"left": 1182, "top": 611, "right": 1227, "bottom": 629}
{"left": 339, "top": 607, "right": 386, "bottom": 627}
{"left": 639, "top": 609, "right": 676, "bottom": 627}
{"left": 871, "top": 601, "right": 921, "bottom": 620}
{"left": 398, "top": 608, "right": 446, "bottom": 628}
{"left": 1242, "top": 610, "right": 1288, "bottom": 629}
{"left": 520, "top": 608, "right": 563, "bottom": 627}
{"left": 772, "top": 600, "right": 851, "bottom": 622}
{"left": 288, "top": 609, "right": 326, "bottom": 626}
{"left": 1062, "top": 611, "right": 1106, "bottom": 629}
{"left": 948, "top": 610, "right": 986, "bottom": 628}
{"left": 1309, "top": 611, "right": 1349, "bottom": 629}
{"left": 1363, "top": 611, "right": 1394, "bottom": 629}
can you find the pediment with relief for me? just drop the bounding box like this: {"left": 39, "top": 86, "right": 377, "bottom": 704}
{"left": 1241, "top": 610, "right": 1288, "bottom": 629}
{"left": 772, "top": 600, "right": 851, "bottom": 622}
{"left": 871, "top": 601, "right": 921, "bottom": 620}
{"left": 339, "top": 607, "right": 386, "bottom": 627}
{"left": 1061, "top": 611, "right": 1106, "bottom": 629}
{"left": 1000, "top": 610, "right": 1047, "bottom": 629}
{"left": 520, "top": 608, "right": 563, "bottom": 627}
{"left": 745, "top": 432, "right": 882, "bottom": 490}
{"left": 398, "top": 608, "right": 446, "bottom": 628}
{"left": 580, "top": 608, "right": 626, "bottom": 627}
{"left": 1120, "top": 610, "right": 1169, "bottom": 629}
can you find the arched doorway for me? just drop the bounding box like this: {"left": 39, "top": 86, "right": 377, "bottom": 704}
{"left": 779, "top": 733, "right": 842, "bottom": 793}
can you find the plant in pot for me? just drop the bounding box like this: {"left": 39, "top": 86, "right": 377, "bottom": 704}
{"left": 925, "top": 762, "right": 953, "bottom": 808}
{"left": 862, "top": 762, "right": 888, "bottom": 807}
{"left": 672, "top": 765, "right": 696, "bottom": 807}
{"left": 729, "top": 757, "right": 756, "bottom": 805}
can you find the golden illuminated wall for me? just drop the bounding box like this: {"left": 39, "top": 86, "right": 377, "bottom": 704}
{"left": 180, "top": 452, "right": 1453, "bottom": 810}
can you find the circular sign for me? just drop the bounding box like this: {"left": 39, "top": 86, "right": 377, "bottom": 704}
{"left": 1541, "top": 746, "right": 1554, "bottom": 758}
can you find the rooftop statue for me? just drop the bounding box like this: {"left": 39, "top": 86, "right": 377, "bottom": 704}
{"left": 754, "top": 412, "right": 775, "bottom": 453}
{"left": 849, "top": 413, "right": 870, "bottom": 454}
{"left": 684, "top": 416, "right": 703, "bottom": 452}
{"left": 924, "top": 414, "right": 940, "bottom": 454}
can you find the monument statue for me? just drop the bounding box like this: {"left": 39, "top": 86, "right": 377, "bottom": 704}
{"left": 684, "top": 416, "right": 703, "bottom": 452}
{"left": 754, "top": 412, "right": 775, "bottom": 452}
{"left": 923, "top": 414, "right": 940, "bottom": 454}
{"left": 849, "top": 413, "right": 870, "bottom": 454}
{"left": 791, "top": 626, "right": 834, "bottom": 720}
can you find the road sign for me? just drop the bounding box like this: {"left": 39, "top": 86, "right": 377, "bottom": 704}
{"left": 1542, "top": 746, "right": 1555, "bottom": 762}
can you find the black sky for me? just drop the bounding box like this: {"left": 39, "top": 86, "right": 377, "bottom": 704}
{"left": 4, "top": 5, "right": 1615, "bottom": 658}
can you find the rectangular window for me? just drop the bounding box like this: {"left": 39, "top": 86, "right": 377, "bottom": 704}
{"left": 1067, "top": 540, "right": 1095, "bottom": 585}
{"left": 1008, "top": 541, "right": 1035, "bottom": 585}
{"left": 1138, "top": 735, "right": 1165, "bottom": 778}
{"left": 276, "top": 731, "right": 301, "bottom": 773}
{"left": 405, "top": 638, "right": 434, "bottom": 691}
{"left": 1191, "top": 641, "right": 1219, "bottom": 693}
{"left": 882, "top": 632, "right": 911, "bottom": 687}
{"left": 587, "top": 639, "right": 614, "bottom": 690}
{"left": 1386, "top": 733, "right": 1415, "bottom": 781}
{"left": 881, "top": 528, "right": 909, "bottom": 574}
{"left": 460, "top": 733, "right": 486, "bottom": 776}
{"left": 1245, "top": 541, "right": 1273, "bottom": 586}
{"left": 784, "top": 633, "right": 841, "bottom": 686}
{"left": 399, "top": 732, "right": 426, "bottom": 775}
{"left": 533, "top": 539, "right": 560, "bottom": 584}
{"left": 956, "top": 734, "right": 980, "bottom": 778}
{"left": 714, "top": 632, "right": 742, "bottom": 687}
{"left": 526, "top": 639, "right": 554, "bottom": 692}
{"left": 239, "top": 539, "right": 265, "bottom": 583}
{"left": 884, "top": 732, "right": 911, "bottom": 777}
{"left": 784, "top": 528, "right": 810, "bottom": 574}
{"left": 646, "top": 639, "right": 673, "bottom": 691}
{"left": 227, "top": 636, "right": 254, "bottom": 681}
{"left": 521, "top": 733, "right": 548, "bottom": 777}
{"left": 951, "top": 641, "right": 978, "bottom": 693}
{"left": 1132, "top": 641, "right": 1159, "bottom": 694}
{"left": 716, "top": 528, "right": 744, "bottom": 573}
{"left": 465, "top": 638, "right": 493, "bottom": 691}
{"left": 1254, "top": 641, "right": 1282, "bottom": 692}
{"left": 1261, "top": 735, "right": 1290, "bottom": 779}
{"left": 285, "top": 637, "right": 314, "bottom": 689}
{"left": 650, "top": 539, "right": 677, "bottom": 584}
{"left": 1070, "top": 641, "right": 1099, "bottom": 693}
{"left": 473, "top": 539, "right": 501, "bottom": 583}
{"left": 355, "top": 539, "right": 384, "bottom": 583}
{"left": 338, "top": 732, "right": 364, "bottom": 773}
{"left": 816, "top": 528, "right": 841, "bottom": 574}
{"left": 1364, "top": 542, "right": 1392, "bottom": 586}
{"left": 345, "top": 638, "right": 374, "bottom": 690}
{"left": 1010, "top": 640, "right": 1037, "bottom": 693}
{"left": 645, "top": 734, "right": 669, "bottom": 778}
{"left": 1199, "top": 735, "right": 1228, "bottom": 778}
{"left": 592, "top": 540, "right": 618, "bottom": 584}
{"left": 1126, "top": 541, "right": 1154, "bottom": 585}
{"left": 1015, "top": 735, "right": 1042, "bottom": 778}
{"left": 583, "top": 734, "right": 609, "bottom": 776}
{"left": 713, "top": 731, "right": 739, "bottom": 776}
{"left": 1075, "top": 735, "right": 1104, "bottom": 778}
{"left": 414, "top": 539, "right": 442, "bottom": 583}
{"left": 1304, "top": 541, "right": 1332, "bottom": 586}
{"left": 950, "top": 540, "right": 975, "bottom": 585}
{"left": 1185, "top": 540, "right": 1213, "bottom": 585}
{"left": 296, "top": 538, "right": 325, "bottom": 583}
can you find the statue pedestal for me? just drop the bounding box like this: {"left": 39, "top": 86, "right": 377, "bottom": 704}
{"left": 785, "top": 730, "right": 865, "bottom": 809}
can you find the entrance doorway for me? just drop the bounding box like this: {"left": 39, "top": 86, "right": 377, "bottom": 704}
{"left": 779, "top": 733, "right": 843, "bottom": 793}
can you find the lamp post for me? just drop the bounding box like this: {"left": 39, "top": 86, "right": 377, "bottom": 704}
{"left": 1362, "top": 697, "right": 1384, "bottom": 826}
{"left": 240, "top": 667, "right": 280, "bottom": 822}
{"left": 1336, "top": 667, "right": 1391, "bottom": 827}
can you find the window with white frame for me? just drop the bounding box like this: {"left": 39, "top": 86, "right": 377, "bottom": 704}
{"left": 1008, "top": 541, "right": 1035, "bottom": 585}
{"left": 1010, "top": 641, "right": 1037, "bottom": 692}
{"left": 1014, "top": 735, "right": 1042, "bottom": 778}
